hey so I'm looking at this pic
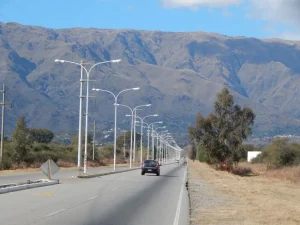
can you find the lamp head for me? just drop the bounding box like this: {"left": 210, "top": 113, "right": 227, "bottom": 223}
{"left": 111, "top": 59, "right": 122, "bottom": 63}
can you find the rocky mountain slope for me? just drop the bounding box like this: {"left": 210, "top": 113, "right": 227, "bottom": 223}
{"left": 1, "top": 22, "right": 300, "bottom": 143}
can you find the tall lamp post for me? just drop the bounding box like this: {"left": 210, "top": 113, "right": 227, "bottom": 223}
{"left": 55, "top": 59, "right": 121, "bottom": 173}
{"left": 92, "top": 87, "right": 140, "bottom": 171}
{"left": 153, "top": 129, "right": 168, "bottom": 163}
{"left": 147, "top": 122, "right": 163, "bottom": 160}
{"left": 134, "top": 114, "right": 158, "bottom": 164}
{"left": 117, "top": 104, "right": 151, "bottom": 168}
{"left": 153, "top": 126, "right": 166, "bottom": 159}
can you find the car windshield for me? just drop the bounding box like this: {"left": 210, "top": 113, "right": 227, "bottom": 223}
{"left": 144, "top": 160, "right": 157, "bottom": 166}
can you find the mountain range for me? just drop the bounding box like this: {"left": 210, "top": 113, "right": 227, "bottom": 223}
{"left": 1, "top": 22, "right": 300, "bottom": 145}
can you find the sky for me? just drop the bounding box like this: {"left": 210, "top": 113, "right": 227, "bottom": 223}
{"left": 0, "top": 0, "right": 300, "bottom": 40}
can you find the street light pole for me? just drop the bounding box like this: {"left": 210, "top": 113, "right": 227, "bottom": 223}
{"left": 92, "top": 87, "right": 140, "bottom": 171}
{"left": 92, "top": 120, "right": 96, "bottom": 161}
{"left": 147, "top": 127, "right": 150, "bottom": 159}
{"left": 153, "top": 126, "right": 166, "bottom": 160}
{"left": 139, "top": 114, "right": 158, "bottom": 164}
{"left": 77, "top": 60, "right": 84, "bottom": 168}
{"left": 133, "top": 109, "right": 137, "bottom": 163}
{"left": 134, "top": 115, "right": 158, "bottom": 164}
{"left": 146, "top": 121, "right": 162, "bottom": 160}
{"left": 0, "top": 84, "right": 10, "bottom": 164}
{"left": 119, "top": 104, "right": 149, "bottom": 168}
{"left": 55, "top": 59, "right": 122, "bottom": 174}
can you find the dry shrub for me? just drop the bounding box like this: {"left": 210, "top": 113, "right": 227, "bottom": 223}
{"left": 87, "top": 161, "right": 103, "bottom": 167}
{"left": 28, "top": 161, "right": 43, "bottom": 168}
{"left": 10, "top": 162, "right": 27, "bottom": 170}
{"left": 232, "top": 166, "right": 253, "bottom": 176}
{"left": 56, "top": 160, "right": 76, "bottom": 168}
{"left": 264, "top": 166, "right": 300, "bottom": 183}
{"left": 240, "top": 162, "right": 267, "bottom": 174}
{"left": 100, "top": 158, "right": 113, "bottom": 165}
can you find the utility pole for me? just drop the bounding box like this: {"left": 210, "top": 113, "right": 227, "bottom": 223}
{"left": 0, "top": 84, "right": 11, "bottom": 164}
{"left": 92, "top": 120, "right": 96, "bottom": 161}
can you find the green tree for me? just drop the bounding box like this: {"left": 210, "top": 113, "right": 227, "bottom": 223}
{"left": 116, "top": 131, "right": 141, "bottom": 150}
{"left": 189, "top": 88, "right": 255, "bottom": 167}
{"left": 71, "top": 133, "right": 93, "bottom": 146}
{"left": 11, "top": 116, "right": 31, "bottom": 162}
{"left": 28, "top": 128, "right": 54, "bottom": 143}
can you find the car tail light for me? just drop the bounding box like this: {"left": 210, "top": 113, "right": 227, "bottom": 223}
{"left": 155, "top": 164, "right": 159, "bottom": 168}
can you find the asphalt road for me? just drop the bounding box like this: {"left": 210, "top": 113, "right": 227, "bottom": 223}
{"left": 0, "top": 166, "right": 129, "bottom": 185}
{"left": 0, "top": 163, "right": 189, "bottom": 225}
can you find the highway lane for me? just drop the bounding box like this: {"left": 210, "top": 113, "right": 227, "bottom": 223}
{"left": 0, "top": 163, "right": 189, "bottom": 225}
{"left": 0, "top": 166, "right": 129, "bottom": 185}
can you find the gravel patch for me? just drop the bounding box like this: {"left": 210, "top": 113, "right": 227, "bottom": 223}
{"left": 187, "top": 170, "right": 237, "bottom": 224}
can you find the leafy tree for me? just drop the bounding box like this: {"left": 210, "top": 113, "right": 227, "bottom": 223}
{"left": 11, "top": 116, "right": 31, "bottom": 162}
{"left": 28, "top": 128, "right": 54, "bottom": 143}
{"left": 189, "top": 88, "right": 255, "bottom": 167}
{"left": 116, "top": 131, "right": 141, "bottom": 150}
{"left": 71, "top": 133, "right": 93, "bottom": 146}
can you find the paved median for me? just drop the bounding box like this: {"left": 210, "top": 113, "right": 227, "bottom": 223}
{"left": 0, "top": 179, "right": 59, "bottom": 194}
{"left": 77, "top": 167, "right": 140, "bottom": 178}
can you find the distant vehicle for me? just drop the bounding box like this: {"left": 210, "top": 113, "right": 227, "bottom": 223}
{"left": 141, "top": 159, "right": 160, "bottom": 176}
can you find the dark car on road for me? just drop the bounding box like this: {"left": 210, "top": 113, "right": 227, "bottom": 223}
{"left": 141, "top": 160, "right": 160, "bottom": 176}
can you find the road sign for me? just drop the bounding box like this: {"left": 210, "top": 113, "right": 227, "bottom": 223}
{"left": 40, "top": 159, "right": 60, "bottom": 180}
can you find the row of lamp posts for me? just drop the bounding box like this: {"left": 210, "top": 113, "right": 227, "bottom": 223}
{"left": 54, "top": 59, "right": 182, "bottom": 174}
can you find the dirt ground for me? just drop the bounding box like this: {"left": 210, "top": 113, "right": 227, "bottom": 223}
{"left": 188, "top": 160, "right": 300, "bottom": 225}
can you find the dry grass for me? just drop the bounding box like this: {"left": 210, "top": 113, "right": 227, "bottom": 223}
{"left": 238, "top": 162, "right": 300, "bottom": 183}
{"left": 264, "top": 167, "right": 300, "bottom": 183}
{"left": 189, "top": 160, "right": 300, "bottom": 225}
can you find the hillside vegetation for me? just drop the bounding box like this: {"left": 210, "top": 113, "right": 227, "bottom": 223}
{"left": 2, "top": 22, "right": 300, "bottom": 142}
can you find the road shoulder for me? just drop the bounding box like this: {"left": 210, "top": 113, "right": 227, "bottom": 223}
{"left": 188, "top": 160, "right": 300, "bottom": 225}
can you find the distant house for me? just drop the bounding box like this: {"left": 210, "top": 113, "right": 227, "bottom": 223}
{"left": 247, "top": 151, "right": 262, "bottom": 162}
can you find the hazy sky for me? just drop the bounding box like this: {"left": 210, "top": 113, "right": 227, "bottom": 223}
{"left": 0, "top": 0, "right": 300, "bottom": 40}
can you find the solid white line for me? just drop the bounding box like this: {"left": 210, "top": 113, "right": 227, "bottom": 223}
{"left": 173, "top": 167, "right": 187, "bottom": 225}
{"left": 46, "top": 209, "right": 66, "bottom": 217}
{"left": 88, "top": 196, "right": 98, "bottom": 200}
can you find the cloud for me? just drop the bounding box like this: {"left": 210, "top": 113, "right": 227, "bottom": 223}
{"left": 161, "top": 0, "right": 242, "bottom": 9}
{"left": 247, "top": 0, "right": 300, "bottom": 39}
{"left": 161, "top": 0, "right": 300, "bottom": 40}
{"left": 247, "top": 0, "right": 300, "bottom": 25}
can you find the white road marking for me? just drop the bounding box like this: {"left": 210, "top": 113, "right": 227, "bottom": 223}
{"left": 46, "top": 209, "right": 66, "bottom": 217}
{"left": 88, "top": 196, "right": 98, "bottom": 200}
{"left": 173, "top": 167, "right": 187, "bottom": 225}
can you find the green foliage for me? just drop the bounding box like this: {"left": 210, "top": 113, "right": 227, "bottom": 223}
{"left": 28, "top": 128, "right": 54, "bottom": 143}
{"left": 198, "top": 144, "right": 207, "bottom": 162}
{"left": 254, "top": 138, "right": 300, "bottom": 169}
{"left": 11, "top": 116, "right": 31, "bottom": 162}
{"left": 116, "top": 131, "right": 141, "bottom": 149}
{"left": 0, "top": 116, "right": 132, "bottom": 170}
{"left": 189, "top": 88, "right": 255, "bottom": 167}
{"left": 71, "top": 133, "right": 93, "bottom": 146}
{"left": 99, "top": 144, "right": 114, "bottom": 159}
